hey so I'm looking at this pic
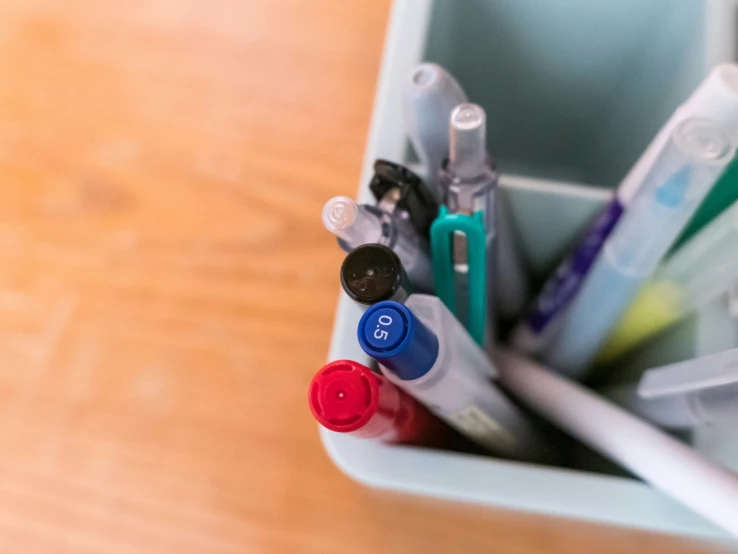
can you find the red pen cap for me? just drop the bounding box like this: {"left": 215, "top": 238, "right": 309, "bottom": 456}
{"left": 308, "top": 359, "right": 450, "bottom": 446}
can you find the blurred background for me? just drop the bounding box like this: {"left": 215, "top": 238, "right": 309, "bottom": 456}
{"left": 0, "top": 0, "right": 732, "bottom": 552}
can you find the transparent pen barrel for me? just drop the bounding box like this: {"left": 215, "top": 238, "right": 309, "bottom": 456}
{"left": 542, "top": 118, "right": 733, "bottom": 377}
{"left": 543, "top": 252, "right": 647, "bottom": 376}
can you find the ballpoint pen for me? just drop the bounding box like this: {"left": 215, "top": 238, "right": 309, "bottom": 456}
{"left": 511, "top": 64, "right": 738, "bottom": 355}
{"left": 541, "top": 117, "right": 734, "bottom": 378}
{"left": 357, "top": 294, "right": 555, "bottom": 462}
{"left": 603, "top": 348, "right": 738, "bottom": 429}
{"left": 322, "top": 196, "right": 433, "bottom": 292}
{"left": 598, "top": 197, "right": 738, "bottom": 363}
{"left": 308, "top": 359, "right": 451, "bottom": 446}
{"left": 402, "top": 63, "right": 467, "bottom": 200}
{"left": 340, "top": 244, "right": 412, "bottom": 306}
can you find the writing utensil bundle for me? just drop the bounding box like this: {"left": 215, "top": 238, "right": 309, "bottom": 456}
{"left": 309, "top": 61, "right": 738, "bottom": 538}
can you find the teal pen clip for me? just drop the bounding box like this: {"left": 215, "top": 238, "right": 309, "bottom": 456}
{"left": 430, "top": 205, "right": 487, "bottom": 345}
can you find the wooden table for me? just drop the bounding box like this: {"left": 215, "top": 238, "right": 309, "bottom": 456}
{"left": 0, "top": 1, "right": 732, "bottom": 552}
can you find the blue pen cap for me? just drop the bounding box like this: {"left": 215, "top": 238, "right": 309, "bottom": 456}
{"left": 357, "top": 301, "right": 439, "bottom": 381}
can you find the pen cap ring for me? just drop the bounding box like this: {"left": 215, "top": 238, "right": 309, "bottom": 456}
{"left": 358, "top": 301, "right": 439, "bottom": 380}
{"left": 340, "top": 244, "right": 407, "bottom": 305}
{"left": 308, "top": 360, "right": 382, "bottom": 433}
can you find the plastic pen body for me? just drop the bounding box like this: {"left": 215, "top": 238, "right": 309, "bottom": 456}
{"left": 494, "top": 348, "right": 738, "bottom": 538}
{"left": 322, "top": 196, "right": 433, "bottom": 292}
{"left": 401, "top": 63, "right": 468, "bottom": 200}
{"left": 599, "top": 197, "right": 738, "bottom": 363}
{"left": 440, "top": 103, "right": 529, "bottom": 334}
{"left": 512, "top": 64, "right": 738, "bottom": 355}
{"left": 541, "top": 117, "right": 733, "bottom": 378}
{"left": 357, "top": 294, "right": 552, "bottom": 462}
{"left": 308, "top": 360, "right": 450, "bottom": 447}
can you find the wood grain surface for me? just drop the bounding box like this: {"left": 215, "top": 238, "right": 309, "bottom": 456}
{"left": 0, "top": 0, "right": 733, "bottom": 552}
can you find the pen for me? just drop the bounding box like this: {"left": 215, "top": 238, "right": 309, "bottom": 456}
{"left": 494, "top": 348, "right": 738, "bottom": 538}
{"left": 598, "top": 196, "right": 738, "bottom": 364}
{"left": 322, "top": 196, "right": 433, "bottom": 292}
{"left": 356, "top": 294, "right": 554, "bottom": 462}
{"left": 401, "top": 63, "right": 467, "bottom": 200}
{"left": 603, "top": 348, "right": 738, "bottom": 429}
{"left": 541, "top": 118, "right": 733, "bottom": 378}
{"left": 308, "top": 359, "right": 451, "bottom": 447}
{"left": 512, "top": 63, "right": 738, "bottom": 355}
{"left": 340, "top": 244, "right": 412, "bottom": 306}
{"left": 438, "top": 103, "right": 529, "bottom": 337}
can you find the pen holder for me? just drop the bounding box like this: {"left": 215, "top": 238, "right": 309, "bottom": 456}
{"left": 324, "top": 0, "right": 738, "bottom": 540}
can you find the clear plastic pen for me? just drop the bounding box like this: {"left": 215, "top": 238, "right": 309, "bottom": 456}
{"left": 542, "top": 117, "right": 734, "bottom": 378}
{"left": 440, "top": 104, "right": 528, "bottom": 330}
{"left": 322, "top": 196, "right": 433, "bottom": 292}
{"left": 599, "top": 197, "right": 738, "bottom": 363}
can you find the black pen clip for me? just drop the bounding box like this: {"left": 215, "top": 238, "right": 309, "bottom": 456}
{"left": 369, "top": 159, "right": 438, "bottom": 239}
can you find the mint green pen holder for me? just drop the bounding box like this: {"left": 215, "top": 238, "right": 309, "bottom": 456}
{"left": 322, "top": 0, "right": 738, "bottom": 541}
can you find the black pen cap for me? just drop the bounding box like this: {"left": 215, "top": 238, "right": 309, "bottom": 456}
{"left": 340, "top": 244, "right": 412, "bottom": 306}
{"left": 369, "top": 160, "right": 438, "bottom": 238}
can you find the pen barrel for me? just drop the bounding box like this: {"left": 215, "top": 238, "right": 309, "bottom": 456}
{"left": 495, "top": 348, "right": 738, "bottom": 538}
{"left": 401, "top": 63, "right": 467, "bottom": 200}
{"left": 541, "top": 248, "right": 648, "bottom": 377}
{"left": 600, "top": 198, "right": 738, "bottom": 363}
{"left": 541, "top": 118, "right": 734, "bottom": 377}
{"left": 358, "top": 295, "right": 556, "bottom": 462}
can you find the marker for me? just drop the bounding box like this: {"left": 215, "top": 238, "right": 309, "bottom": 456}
{"left": 322, "top": 196, "right": 433, "bottom": 292}
{"left": 357, "top": 294, "right": 553, "bottom": 461}
{"left": 402, "top": 63, "right": 467, "bottom": 200}
{"left": 308, "top": 360, "right": 451, "bottom": 446}
{"left": 541, "top": 117, "right": 733, "bottom": 378}
{"left": 603, "top": 348, "right": 738, "bottom": 429}
{"left": 512, "top": 64, "right": 738, "bottom": 355}
{"left": 494, "top": 348, "right": 738, "bottom": 539}
{"left": 340, "top": 244, "right": 411, "bottom": 306}
{"left": 368, "top": 159, "right": 438, "bottom": 239}
{"left": 598, "top": 196, "right": 738, "bottom": 363}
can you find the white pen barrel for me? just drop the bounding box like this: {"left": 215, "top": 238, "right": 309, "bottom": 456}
{"left": 495, "top": 348, "right": 738, "bottom": 537}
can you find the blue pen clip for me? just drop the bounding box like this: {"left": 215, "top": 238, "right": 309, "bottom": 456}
{"left": 430, "top": 206, "right": 487, "bottom": 345}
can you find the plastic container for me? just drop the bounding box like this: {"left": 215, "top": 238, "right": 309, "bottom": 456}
{"left": 322, "top": 0, "right": 738, "bottom": 540}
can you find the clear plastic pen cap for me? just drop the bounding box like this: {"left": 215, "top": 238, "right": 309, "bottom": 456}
{"left": 605, "top": 117, "right": 733, "bottom": 277}
{"left": 449, "top": 103, "right": 487, "bottom": 180}
{"left": 322, "top": 196, "right": 383, "bottom": 247}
